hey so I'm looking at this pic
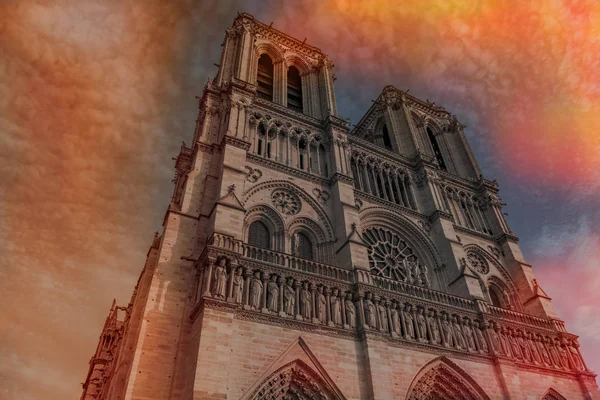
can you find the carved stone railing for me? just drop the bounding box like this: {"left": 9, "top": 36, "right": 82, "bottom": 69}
{"left": 240, "top": 243, "right": 354, "bottom": 283}
{"left": 199, "top": 233, "right": 591, "bottom": 376}
{"left": 371, "top": 275, "right": 478, "bottom": 312}
{"left": 487, "top": 305, "right": 556, "bottom": 331}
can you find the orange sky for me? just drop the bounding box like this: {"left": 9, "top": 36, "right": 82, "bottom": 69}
{"left": 0, "top": 1, "right": 599, "bottom": 399}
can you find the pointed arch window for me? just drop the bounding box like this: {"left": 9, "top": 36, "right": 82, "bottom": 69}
{"left": 382, "top": 124, "right": 392, "bottom": 150}
{"left": 257, "top": 54, "right": 274, "bottom": 101}
{"left": 427, "top": 127, "right": 447, "bottom": 171}
{"left": 248, "top": 221, "right": 271, "bottom": 250}
{"left": 287, "top": 66, "right": 303, "bottom": 113}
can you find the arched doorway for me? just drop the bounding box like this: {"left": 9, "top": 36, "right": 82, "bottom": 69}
{"left": 406, "top": 357, "right": 490, "bottom": 400}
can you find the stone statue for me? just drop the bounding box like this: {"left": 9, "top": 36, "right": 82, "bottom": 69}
{"left": 266, "top": 275, "right": 279, "bottom": 312}
{"left": 364, "top": 293, "right": 377, "bottom": 328}
{"left": 441, "top": 314, "right": 454, "bottom": 348}
{"left": 488, "top": 323, "right": 502, "bottom": 355}
{"left": 452, "top": 316, "right": 465, "bottom": 350}
{"left": 378, "top": 299, "right": 388, "bottom": 331}
{"left": 517, "top": 332, "right": 531, "bottom": 362}
{"left": 462, "top": 319, "right": 476, "bottom": 352}
{"left": 317, "top": 286, "right": 327, "bottom": 323}
{"left": 427, "top": 310, "right": 441, "bottom": 344}
{"left": 403, "top": 304, "right": 415, "bottom": 339}
{"left": 474, "top": 324, "right": 488, "bottom": 353}
{"left": 249, "top": 271, "right": 263, "bottom": 310}
{"left": 527, "top": 333, "right": 541, "bottom": 364}
{"left": 232, "top": 267, "right": 244, "bottom": 304}
{"left": 420, "top": 266, "right": 430, "bottom": 287}
{"left": 300, "top": 281, "right": 312, "bottom": 320}
{"left": 416, "top": 308, "right": 427, "bottom": 341}
{"left": 212, "top": 257, "right": 228, "bottom": 298}
{"left": 292, "top": 232, "right": 300, "bottom": 257}
{"left": 411, "top": 262, "right": 421, "bottom": 285}
{"left": 508, "top": 331, "right": 522, "bottom": 360}
{"left": 548, "top": 338, "right": 562, "bottom": 368}
{"left": 558, "top": 343, "right": 571, "bottom": 369}
{"left": 284, "top": 277, "right": 295, "bottom": 315}
{"left": 390, "top": 302, "right": 401, "bottom": 335}
{"left": 345, "top": 294, "right": 356, "bottom": 328}
{"left": 537, "top": 336, "right": 551, "bottom": 366}
{"left": 330, "top": 288, "right": 342, "bottom": 325}
{"left": 568, "top": 341, "right": 584, "bottom": 371}
{"left": 499, "top": 326, "right": 511, "bottom": 357}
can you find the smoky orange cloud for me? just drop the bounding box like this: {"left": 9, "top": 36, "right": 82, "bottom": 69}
{"left": 273, "top": 0, "right": 600, "bottom": 191}
{"left": 0, "top": 2, "right": 208, "bottom": 399}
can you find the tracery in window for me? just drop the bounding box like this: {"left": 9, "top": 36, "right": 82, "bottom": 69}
{"left": 363, "top": 227, "right": 430, "bottom": 287}
{"left": 427, "top": 127, "right": 447, "bottom": 171}
{"left": 287, "top": 66, "right": 303, "bottom": 113}
{"left": 248, "top": 221, "right": 271, "bottom": 249}
{"left": 257, "top": 54, "right": 274, "bottom": 101}
{"left": 271, "top": 189, "right": 301, "bottom": 216}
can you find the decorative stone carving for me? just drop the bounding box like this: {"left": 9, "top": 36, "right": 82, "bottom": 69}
{"left": 416, "top": 307, "right": 428, "bottom": 342}
{"left": 271, "top": 189, "right": 301, "bottom": 215}
{"left": 364, "top": 293, "right": 377, "bottom": 328}
{"left": 312, "top": 188, "right": 330, "bottom": 204}
{"left": 404, "top": 304, "right": 416, "bottom": 340}
{"left": 244, "top": 166, "right": 263, "bottom": 183}
{"left": 390, "top": 302, "right": 402, "bottom": 336}
{"left": 317, "top": 286, "right": 327, "bottom": 323}
{"left": 330, "top": 288, "right": 342, "bottom": 325}
{"left": 344, "top": 294, "right": 356, "bottom": 328}
{"left": 267, "top": 275, "right": 279, "bottom": 312}
{"left": 212, "top": 257, "right": 228, "bottom": 299}
{"left": 452, "top": 316, "right": 466, "bottom": 350}
{"left": 363, "top": 227, "right": 430, "bottom": 287}
{"left": 231, "top": 267, "right": 244, "bottom": 304}
{"left": 467, "top": 251, "right": 489, "bottom": 274}
{"left": 300, "top": 281, "right": 312, "bottom": 320}
{"left": 249, "top": 271, "right": 263, "bottom": 310}
{"left": 283, "top": 277, "right": 296, "bottom": 315}
{"left": 462, "top": 319, "right": 476, "bottom": 352}
{"left": 427, "top": 310, "right": 442, "bottom": 344}
{"left": 474, "top": 324, "right": 488, "bottom": 353}
{"left": 378, "top": 299, "right": 388, "bottom": 332}
{"left": 441, "top": 314, "right": 454, "bottom": 348}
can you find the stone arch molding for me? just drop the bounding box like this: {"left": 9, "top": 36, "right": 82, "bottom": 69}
{"left": 406, "top": 356, "right": 491, "bottom": 400}
{"left": 463, "top": 244, "right": 523, "bottom": 312}
{"left": 541, "top": 387, "right": 567, "bottom": 400}
{"left": 240, "top": 337, "right": 347, "bottom": 400}
{"left": 244, "top": 204, "right": 285, "bottom": 252}
{"left": 244, "top": 180, "right": 335, "bottom": 242}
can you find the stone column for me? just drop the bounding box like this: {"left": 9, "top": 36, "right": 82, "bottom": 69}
{"left": 294, "top": 281, "right": 302, "bottom": 320}
{"left": 202, "top": 259, "right": 214, "bottom": 297}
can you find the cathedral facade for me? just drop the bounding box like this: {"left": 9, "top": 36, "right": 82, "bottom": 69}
{"left": 81, "top": 13, "right": 598, "bottom": 400}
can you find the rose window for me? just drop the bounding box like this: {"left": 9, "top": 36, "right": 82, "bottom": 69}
{"left": 467, "top": 251, "right": 489, "bottom": 274}
{"left": 271, "top": 189, "right": 301, "bottom": 216}
{"left": 363, "top": 227, "right": 429, "bottom": 287}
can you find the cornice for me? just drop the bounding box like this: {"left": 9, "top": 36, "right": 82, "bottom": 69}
{"left": 246, "top": 154, "right": 329, "bottom": 185}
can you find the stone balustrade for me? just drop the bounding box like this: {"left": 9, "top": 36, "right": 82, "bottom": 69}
{"left": 195, "top": 234, "right": 590, "bottom": 375}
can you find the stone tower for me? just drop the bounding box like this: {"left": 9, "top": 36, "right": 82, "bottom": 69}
{"left": 81, "top": 13, "right": 598, "bottom": 400}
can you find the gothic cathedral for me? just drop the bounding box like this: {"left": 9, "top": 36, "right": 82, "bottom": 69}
{"left": 81, "top": 13, "right": 598, "bottom": 400}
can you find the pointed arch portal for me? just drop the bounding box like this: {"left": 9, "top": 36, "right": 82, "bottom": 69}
{"left": 247, "top": 359, "right": 344, "bottom": 400}
{"left": 406, "top": 357, "right": 490, "bottom": 400}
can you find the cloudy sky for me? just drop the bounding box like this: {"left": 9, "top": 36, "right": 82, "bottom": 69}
{"left": 0, "top": 1, "right": 598, "bottom": 399}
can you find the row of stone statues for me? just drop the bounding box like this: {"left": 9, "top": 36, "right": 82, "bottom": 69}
{"left": 199, "top": 257, "right": 587, "bottom": 373}
{"left": 486, "top": 321, "right": 585, "bottom": 371}
{"left": 203, "top": 258, "right": 357, "bottom": 326}
{"left": 361, "top": 292, "right": 489, "bottom": 354}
